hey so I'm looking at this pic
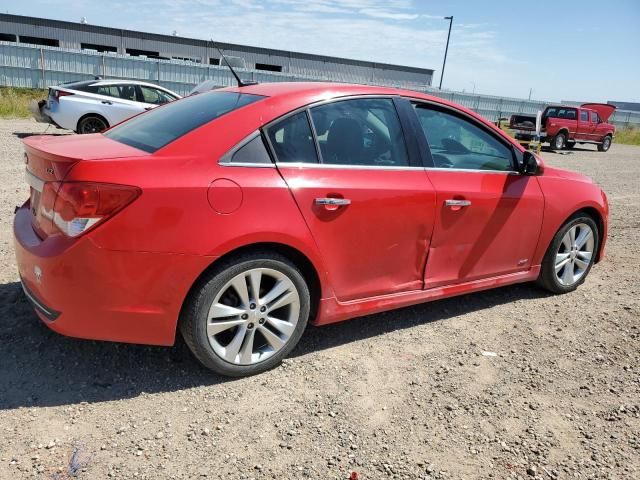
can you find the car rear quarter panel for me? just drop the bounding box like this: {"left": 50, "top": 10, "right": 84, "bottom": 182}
{"left": 68, "top": 100, "right": 333, "bottom": 301}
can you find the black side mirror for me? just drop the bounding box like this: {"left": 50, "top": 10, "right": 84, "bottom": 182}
{"left": 521, "top": 151, "right": 540, "bottom": 175}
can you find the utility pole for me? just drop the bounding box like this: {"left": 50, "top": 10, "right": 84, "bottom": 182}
{"left": 528, "top": 88, "right": 533, "bottom": 100}
{"left": 439, "top": 16, "right": 453, "bottom": 90}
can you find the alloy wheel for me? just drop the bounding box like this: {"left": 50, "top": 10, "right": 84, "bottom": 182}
{"left": 554, "top": 223, "right": 595, "bottom": 286}
{"left": 206, "top": 268, "right": 300, "bottom": 365}
{"left": 80, "top": 117, "right": 107, "bottom": 134}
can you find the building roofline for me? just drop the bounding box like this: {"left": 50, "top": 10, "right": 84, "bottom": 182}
{"left": 0, "top": 13, "right": 434, "bottom": 75}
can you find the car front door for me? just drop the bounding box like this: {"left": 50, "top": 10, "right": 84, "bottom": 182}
{"left": 137, "top": 85, "right": 177, "bottom": 106}
{"left": 410, "top": 102, "right": 544, "bottom": 288}
{"left": 577, "top": 109, "right": 590, "bottom": 140}
{"left": 265, "top": 97, "right": 436, "bottom": 302}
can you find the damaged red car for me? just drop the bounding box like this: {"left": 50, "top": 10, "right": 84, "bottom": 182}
{"left": 14, "top": 82, "right": 608, "bottom": 376}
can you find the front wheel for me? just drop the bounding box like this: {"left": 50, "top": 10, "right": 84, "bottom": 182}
{"left": 597, "top": 136, "right": 612, "bottom": 152}
{"left": 537, "top": 215, "right": 599, "bottom": 294}
{"left": 180, "top": 252, "right": 310, "bottom": 377}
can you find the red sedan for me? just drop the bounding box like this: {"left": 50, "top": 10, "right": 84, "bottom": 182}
{"left": 14, "top": 83, "right": 608, "bottom": 376}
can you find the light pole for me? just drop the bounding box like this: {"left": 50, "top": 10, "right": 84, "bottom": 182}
{"left": 439, "top": 15, "right": 453, "bottom": 90}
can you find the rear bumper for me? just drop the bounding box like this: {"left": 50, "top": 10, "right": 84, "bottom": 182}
{"left": 29, "top": 99, "right": 53, "bottom": 124}
{"left": 513, "top": 130, "right": 547, "bottom": 141}
{"left": 13, "top": 205, "right": 214, "bottom": 346}
{"left": 20, "top": 279, "right": 60, "bottom": 321}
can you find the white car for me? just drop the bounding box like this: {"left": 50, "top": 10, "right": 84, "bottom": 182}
{"left": 31, "top": 79, "right": 181, "bottom": 134}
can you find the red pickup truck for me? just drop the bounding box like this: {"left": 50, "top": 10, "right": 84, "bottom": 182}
{"left": 510, "top": 103, "right": 616, "bottom": 152}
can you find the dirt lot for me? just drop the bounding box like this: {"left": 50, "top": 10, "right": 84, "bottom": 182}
{"left": 0, "top": 118, "right": 638, "bottom": 480}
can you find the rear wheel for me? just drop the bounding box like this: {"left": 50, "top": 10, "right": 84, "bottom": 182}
{"left": 597, "top": 135, "right": 612, "bottom": 152}
{"left": 180, "top": 252, "right": 310, "bottom": 377}
{"left": 77, "top": 115, "right": 108, "bottom": 134}
{"left": 537, "top": 214, "right": 599, "bottom": 294}
{"left": 550, "top": 132, "right": 566, "bottom": 151}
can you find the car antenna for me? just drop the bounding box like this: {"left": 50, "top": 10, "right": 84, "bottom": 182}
{"left": 215, "top": 46, "right": 258, "bottom": 87}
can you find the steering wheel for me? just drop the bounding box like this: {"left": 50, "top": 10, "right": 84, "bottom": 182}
{"left": 441, "top": 138, "right": 470, "bottom": 154}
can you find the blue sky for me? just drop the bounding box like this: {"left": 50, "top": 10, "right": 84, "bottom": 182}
{"left": 3, "top": 0, "right": 639, "bottom": 102}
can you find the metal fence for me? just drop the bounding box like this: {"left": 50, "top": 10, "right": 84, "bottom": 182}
{"left": 2, "top": 42, "right": 640, "bottom": 128}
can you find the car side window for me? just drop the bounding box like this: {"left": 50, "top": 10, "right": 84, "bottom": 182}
{"left": 580, "top": 110, "right": 588, "bottom": 122}
{"left": 117, "top": 85, "right": 137, "bottom": 101}
{"left": 265, "top": 111, "right": 318, "bottom": 163}
{"left": 229, "top": 135, "right": 272, "bottom": 164}
{"left": 309, "top": 98, "right": 409, "bottom": 167}
{"left": 95, "top": 85, "right": 120, "bottom": 98}
{"left": 413, "top": 104, "right": 514, "bottom": 171}
{"left": 591, "top": 112, "right": 600, "bottom": 123}
{"left": 140, "top": 86, "right": 175, "bottom": 105}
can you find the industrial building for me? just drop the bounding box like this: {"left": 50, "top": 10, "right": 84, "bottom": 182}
{"left": 0, "top": 13, "right": 434, "bottom": 89}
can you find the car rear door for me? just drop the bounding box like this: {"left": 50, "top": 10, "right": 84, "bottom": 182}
{"left": 265, "top": 97, "right": 436, "bottom": 302}
{"left": 94, "top": 84, "right": 146, "bottom": 125}
{"left": 409, "top": 101, "right": 544, "bottom": 288}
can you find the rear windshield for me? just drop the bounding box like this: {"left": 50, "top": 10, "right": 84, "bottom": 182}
{"left": 104, "top": 91, "right": 264, "bottom": 153}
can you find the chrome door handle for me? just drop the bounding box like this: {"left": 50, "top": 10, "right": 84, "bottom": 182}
{"left": 445, "top": 199, "right": 471, "bottom": 207}
{"left": 315, "top": 198, "right": 351, "bottom": 206}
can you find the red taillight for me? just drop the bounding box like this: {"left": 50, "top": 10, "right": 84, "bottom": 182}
{"left": 40, "top": 182, "right": 140, "bottom": 237}
{"left": 53, "top": 90, "right": 73, "bottom": 101}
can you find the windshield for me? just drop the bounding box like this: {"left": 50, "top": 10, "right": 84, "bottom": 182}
{"left": 104, "top": 91, "right": 265, "bottom": 153}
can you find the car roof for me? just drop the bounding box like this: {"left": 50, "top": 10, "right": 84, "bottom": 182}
{"left": 58, "top": 79, "right": 172, "bottom": 89}
{"left": 218, "top": 81, "right": 459, "bottom": 112}
{"left": 221, "top": 81, "right": 415, "bottom": 98}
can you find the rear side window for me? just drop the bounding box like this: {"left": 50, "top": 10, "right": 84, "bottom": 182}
{"left": 265, "top": 111, "right": 318, "bottom": 163}
{"left": 310, "top": 98, "right": 409, "bottom": 167}
{"left": 544, "top": 107, "right": 577, "bottom": 120}
{"left": 229, "top": 135, "right": 272, "bottom": 164}
{"left": 580, "top": 110, "right": 588, "bottom": 121}
{"left": 104, "top": 92, "right": 264, "bottom": 153}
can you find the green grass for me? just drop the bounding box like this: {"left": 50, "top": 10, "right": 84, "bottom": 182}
{"left": 0, "top": 87, "right": 47, "bottom": 118}
{"left": 615, "top": 128, "right": 640, "bottom": 146}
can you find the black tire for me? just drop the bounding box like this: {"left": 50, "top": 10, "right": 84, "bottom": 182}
{"left": 565, "top": 141, "right": 575, "bottom": 149}
{"left": 537, "top": 214, "right": 599, "bottom": 294}
{"left": 550, "top": 132, "right": 566, "bottom": 151}
{"left": 77, "top": 115, "right": 108, "bottom": 134}
{"left": 180, "top": 251, "right": 310, "bottom": 377}
{"left": 597, "top": 135, "right": 612, "bottom": 152}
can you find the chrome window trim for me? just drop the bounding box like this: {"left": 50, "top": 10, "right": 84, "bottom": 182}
{"left": 25, "top": 169, "right": 44, "bottom": 192}
{"left": 275, "top": 162, "right": 426, "bottom": 171}
{"left": 425, "top": 167, "right": 520, "bottom": 175}
{"left": 223, "top": 161, "right": 276, "bottom": 169}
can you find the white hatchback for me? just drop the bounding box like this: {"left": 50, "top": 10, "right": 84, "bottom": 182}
{"left": 31, "top": 79, "right": 181, "bottom": 134}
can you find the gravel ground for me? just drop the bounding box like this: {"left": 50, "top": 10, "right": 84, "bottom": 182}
{"left": 0, "top": 118, "right": 638, "bottom": 480}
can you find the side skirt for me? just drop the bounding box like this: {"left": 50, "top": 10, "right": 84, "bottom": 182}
{"left": 313, "top": 267, "right": 541, "bottom": 326}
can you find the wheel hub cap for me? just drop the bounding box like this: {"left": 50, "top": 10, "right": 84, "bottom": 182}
{"left": 206, "top": 268, "right": 300, "bottom": 366}
{"left": 554, "top": 223, "right": 595, "bottom": 286}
